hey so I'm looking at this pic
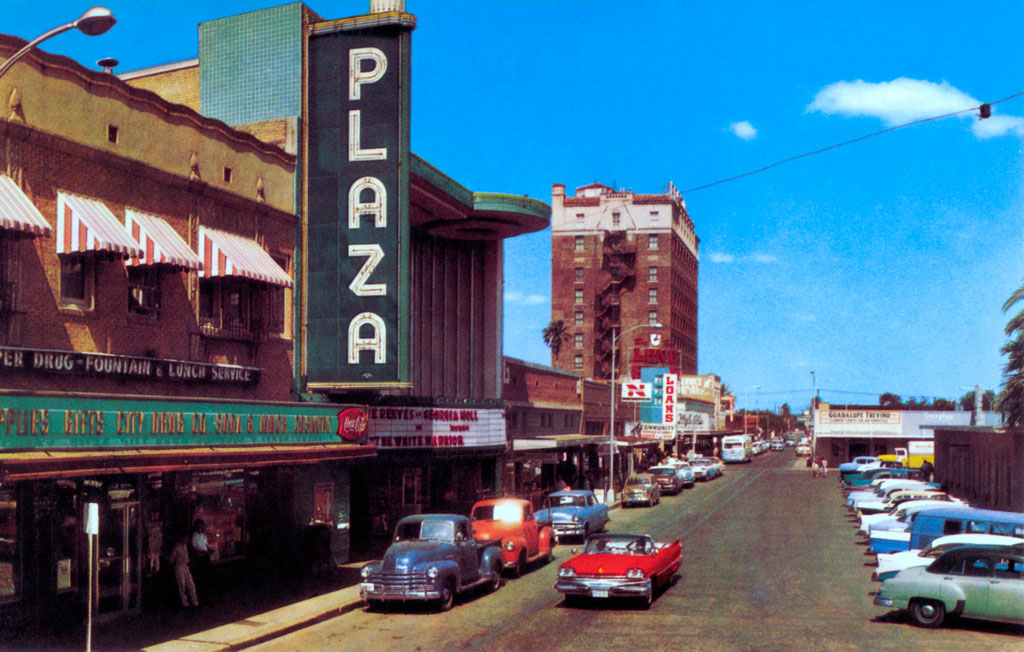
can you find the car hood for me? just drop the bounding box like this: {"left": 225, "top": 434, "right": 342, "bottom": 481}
{"left": 382, "top": 541, "right": 455, "bottom": 570}
{"left": 562, "top": 553, "right": 657, "bottom": 576}
{"left": 472, "top": 520, "right": 519, "bottom": 542}
{"left": 535, "top": 507, "right": 585, "bottom": 522}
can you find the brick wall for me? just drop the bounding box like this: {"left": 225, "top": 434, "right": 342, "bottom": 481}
{"left": 122, "top": 64, "right": 200, "bottom": 111}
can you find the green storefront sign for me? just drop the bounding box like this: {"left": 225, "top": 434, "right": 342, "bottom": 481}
{"left": 0, "top": 394, "right": 368, "bottom": 449}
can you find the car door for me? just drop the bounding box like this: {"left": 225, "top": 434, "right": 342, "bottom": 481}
{"left": 454, "top": 520, "right": 479, "bottom": 584}
{"left": 941, "top": 554, "right": 994, "bottom": 619}
{"left": 987, "top": 555, "right": 1024, "bottom": 622}
{"left": 523, "top": 504, "right": 538, "bottom": 557}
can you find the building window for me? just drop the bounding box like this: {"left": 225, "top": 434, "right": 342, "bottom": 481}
{"left": 574, "top": 355, "right": 583, "bottom": 369}
{"left": 59, "top": 256, "right": 93, "bottom": 308}
{"left": 574, "top": 289, "right": 583, "bottom": 304}
{"left": 574, "top": 311, "right": 583, "bottom": 326}
{"left": 649, "top": 289, "right": 658, "bottom": 304}
{"left": 127, "top": 267, "right": 161, "bottom": 318}
{"left": 575, "top": 268, "right": 583, "bottom": 283}
{"left": 612, "top": 211, "right": 621, "bottom": 227}
{"left": 649, "top": 310, "right": 658, "bottom": 326}
{"left": 574, "top": 236, "right": 584, "bottom": 251}
{"left": 574, "top": 333, "right": 583, "bottom": 348}
{"left": 222, "top": 167, "right": 233, "bottom": 183}
{"left": 107, "top": 124, "right": 119, "bottom": 143}
{"left": 0, "top": 487, "right": 19, "bottom": 601}
{"left": 649, "top": 234, "right": 659, "bottom": 250}
{"left": 189, "top": 470, "right": 246, "bottom": 563}
{"left": 650, "top": 211, "right": 659, "bottom": 226}
{"left": 649, "top": 266, "right": 658, "bottom": 282}
{"left": 575, "top": 212, "right": 584, "bottom": 220}
{"left": 199, "top": 278, "right": 261, "bottom": 340}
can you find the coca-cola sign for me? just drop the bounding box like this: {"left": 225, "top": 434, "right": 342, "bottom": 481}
{"left": 337, "top": 407, "right": 369, "bottom": 442}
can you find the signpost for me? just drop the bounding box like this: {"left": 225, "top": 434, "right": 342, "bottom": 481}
{"left": 85, "top": 502, "right": 98, "bottom": 652}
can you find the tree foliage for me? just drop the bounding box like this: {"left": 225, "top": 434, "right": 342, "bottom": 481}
{"left": 542, "top": 319, "right": 569, "bottom": 362}
{"left": 958, "top": 390, "right": 996, "bottom": 412}
{"left": 997, "top": 284, "right": 1024, "bottom": 427}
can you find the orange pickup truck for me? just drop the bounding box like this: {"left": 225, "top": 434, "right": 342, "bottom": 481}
{"left": 470, "top": 497, "right": 555, "bottom": 578}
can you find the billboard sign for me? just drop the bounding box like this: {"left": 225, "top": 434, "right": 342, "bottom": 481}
{"left": 621, "top": 381, "right": 653, "bottom": 402}
{"left": 662, "top": 374, "right": 677, "bottom": 425}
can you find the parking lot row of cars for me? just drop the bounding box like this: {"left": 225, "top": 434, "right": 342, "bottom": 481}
{"left": 835, "top": 456, "right": 1024, "bottom": 629}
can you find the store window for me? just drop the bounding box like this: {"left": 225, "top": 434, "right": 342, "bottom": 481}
{"left": 54, "top": 481, "right": 78, "bottom": 594}
{"left": 59, "top": 256, "right": 93, "bottom": 308}
{"left": 402, "top": 468, "right": 423, "bottom": 507}
{"left": 0, "top": 488, "right": 18, "bottom": 601}
{"left": 127, "top": 267, "right": 161, "bottom": 318}
{"left": 190, "top": 470, "right": 245, "bottom": 563}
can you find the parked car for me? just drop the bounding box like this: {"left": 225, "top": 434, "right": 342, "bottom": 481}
{"left": 690, "top": 458, "right": 719, "bottom": 480}
{"left": 470, "top": 497, "right": 555, "bottom": 577}
{"left": 795, "top": 443, "right": 811, "bottom": 456}
{"left": 865, "top": 500, "right": 967, "bottom": 555}
{"left": 908, "top": 506, "right": 1024, "bottom": 551}
{"left": 534, "top": 490, "right": 610, "bottom": 541}
{"left": 359, "top": 514, "right": 502, "bottom": 611}
{"left": 667, "top": 460, "right": 696, "bottom": 487}
{"left": 649, "top": 465, "right": 686, "bottom": 494}
{"left": 622, "top": 473, "right": 661, "bottom": 507}
{"left": 872, "top": 545, "right": 1024, "bottom": 627}
{"left": 555, "top": 533, "right": 682, "bottom": 608}
{"left": 838, "top": 455, "right": 879, "bottom": 479}
{"left": 873, "top": 533, "right": 1024, "bottom": 582}
{"left": 770, "top": 439, "right": 784, "bottom": 451}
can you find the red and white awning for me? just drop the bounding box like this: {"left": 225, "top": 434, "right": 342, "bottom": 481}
{"left": 198, "top": 226, "right": 292, "bottom": 288}
{"left": 125, "top": 209, "right": 202, "bottom": 270}
{"left": 0, "top": 175, "right": 51, "bottom": 237}
{"left": 57, "top": 192, "right": 141, "bottom": 257}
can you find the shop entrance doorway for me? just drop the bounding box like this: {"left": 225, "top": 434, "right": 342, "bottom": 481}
{"left": 97, "top": 502, "right": 140, "bottom": 618}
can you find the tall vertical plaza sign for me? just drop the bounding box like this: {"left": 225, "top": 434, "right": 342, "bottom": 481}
{"left": 306, "top": 14, "right": 414, "bottom": 388}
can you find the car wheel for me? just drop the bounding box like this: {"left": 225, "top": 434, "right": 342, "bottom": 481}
{"left": 909, "top": 599, "right": 945, "bottom": 628}
{"left": 640, "top": 587, "right": 653, "bottom": 609}
{"left": 365, "top": 599, "right": 383, "bottom": 612}
{"left": 438, "top": 578, "right": 456, "bottom": 612}
{"left": 511, "top": 550, "right": 526, "bottom": 578}
{"left": 583, "top": 523, "right": 591, "bottom": 539}
{"left": 489, "top": 566, "right": 501, "bottom": 593}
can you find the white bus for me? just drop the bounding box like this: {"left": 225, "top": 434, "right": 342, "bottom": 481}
{"left": 721, "top": 434, "right": 753, "bottom": 463}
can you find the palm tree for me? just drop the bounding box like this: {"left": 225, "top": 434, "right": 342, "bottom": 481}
{"left": 542, "top": 319, "right": 569, "bottom": 362}
{"left": 997, "top": 286, "right": 1024, "bottom": 427}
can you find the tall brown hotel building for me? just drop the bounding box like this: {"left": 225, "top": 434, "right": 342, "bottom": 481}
{"left": 550, "top": 181, "right": 699, "bottom": 380}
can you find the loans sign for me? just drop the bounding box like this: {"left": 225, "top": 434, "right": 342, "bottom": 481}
{"left": 306, "top": 17, "right": 413, "bottom": 388}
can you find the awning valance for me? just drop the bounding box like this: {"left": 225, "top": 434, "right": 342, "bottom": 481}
{"left": 125, "top": 208, "right": 202, "bottom": 270}
{"left": 57, "top": 191, "right": 142, "bottom": 257}
{"left": 0, "top": 175, "right": 51, "bottom": 237}
{"left": 199, "top": 226, "right": 292, "bottom": 288}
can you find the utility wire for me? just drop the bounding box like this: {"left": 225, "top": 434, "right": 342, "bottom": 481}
{"left": 679, "top": 91, "right": 1024, "bottom": 195}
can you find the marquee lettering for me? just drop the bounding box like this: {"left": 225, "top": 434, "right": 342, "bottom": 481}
{"left": 348, "top": 244, "right": 387, "bottom": 297}
{"left": 348, "top": 176, "right": 387, "bottom": 228}
{"left": 348, "top": 312, "right": 387, "bottom": 363}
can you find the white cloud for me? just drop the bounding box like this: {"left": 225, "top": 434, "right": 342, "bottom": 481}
{"left": 729, "top": 121, "right": 757, "bottom": 140}
{"left": 752, "top": 253, "right": 778, "bottom": 264}
{"left": 807, "top": 77, "right": 1024, "bottom": 139}
{"left": 505, "top": 291, "right": 546, "bottom": 305}
{"left": 708, "top": 252, "right": 735, "bottom": 263}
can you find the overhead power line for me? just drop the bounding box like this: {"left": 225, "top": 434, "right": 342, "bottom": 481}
{"left": 679, "top": 91, "right": 1024, "bottom": 195}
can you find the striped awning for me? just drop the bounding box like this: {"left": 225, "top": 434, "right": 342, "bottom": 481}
{"left": 199, "top": 226, "right": 292, "bottom": 288}
{"left": 125, "top": 208, "right": 202, "bottom": 270}
{"left": 57, "top": 191, "right": 142, "bottom": 257}
{"left": 0, "top": 175, "right": 51, "bottom": 237}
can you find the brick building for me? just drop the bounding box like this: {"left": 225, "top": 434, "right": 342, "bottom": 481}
{"left": 549, "top": 181, "right": 699, "bottom": 381}
{"left": 0, "top": 31, "right": 373, "bottom": 633}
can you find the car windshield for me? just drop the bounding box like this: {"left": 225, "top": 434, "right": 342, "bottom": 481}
{"left": 583, "top": 535, "right": 649, "bottom": 555}
{"left": 394, "top": 520, "right": 454, "bottom": 542}
{"left": 627, "top": 476, "right": 651, "bottom": 486}
{"left": 651, "top": 468, "right": 675, "bottom": 477}
{"left": 556, "top": 495, "right": 585, "bottom": 507}
{"left": 472, "top": 502, "right": 522, "bottom": 522}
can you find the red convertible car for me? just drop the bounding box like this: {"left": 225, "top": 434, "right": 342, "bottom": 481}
{"left": 555, "top": 533, "right": 682, "bottom": 607}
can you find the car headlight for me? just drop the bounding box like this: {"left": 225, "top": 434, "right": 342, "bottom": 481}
{"left": 626, "top": 568, "right": 644, "bottom": 579}
{"left": 558, "top": 566, "right": 576, "bottom": 578}
{"left": 505, "top": 540, "right": 516, "bottom": 552}
{"left": 572, "top": 514, "right": 580, "bottom": 523}
{"left": 427, "top": 566, "right": 439, "bottom": 579}
{"left": 360, "top": 565, "right": 373, "bottom": 579}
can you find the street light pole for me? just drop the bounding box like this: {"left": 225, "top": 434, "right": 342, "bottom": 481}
{"left": 608, "top": 322, "right": 661, "bottom": 501}
{"left": 0, "top": 7, "right": 116, "bottom": 79}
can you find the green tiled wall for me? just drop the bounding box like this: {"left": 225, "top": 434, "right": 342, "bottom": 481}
{"left": 199, "top": 2, "right": 304, "bottom": 125}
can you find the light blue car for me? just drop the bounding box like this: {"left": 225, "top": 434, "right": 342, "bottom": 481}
{"left": 534, "top": 490, "right": 610, "bottom": 541}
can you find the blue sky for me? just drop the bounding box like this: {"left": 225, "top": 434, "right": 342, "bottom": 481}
{"left": 16, "top": 1, "right": 1024, "bottom": 413}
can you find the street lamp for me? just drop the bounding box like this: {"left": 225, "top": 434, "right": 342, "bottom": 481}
{"left": 608, "top": 321, "right": 662, "bottom": 500}
{"left": 743, "top": 385, "right": 760, "bottom": 434}
{"left": 0, "top": 7, "right": 116, "bottom": 79}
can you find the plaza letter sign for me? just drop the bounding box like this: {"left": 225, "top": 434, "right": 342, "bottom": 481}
{"left": 306, "top": 16, "right": 413, "bottom": 388}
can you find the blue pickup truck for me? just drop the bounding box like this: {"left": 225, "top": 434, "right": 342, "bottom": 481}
{"left": 359, "top": 514, "right": 504, "bottom": 611}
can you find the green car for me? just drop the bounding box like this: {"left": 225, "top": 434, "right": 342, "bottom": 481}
{"left": 872, "top": 545, "right": 1024, "bottom": 628}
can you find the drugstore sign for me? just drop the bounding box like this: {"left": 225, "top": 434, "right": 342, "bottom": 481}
{"left": 0, "top": 394, "right": 368, "bottom": 448}
{"left": 305, "top": 17, "right": 413, "bottom": 389}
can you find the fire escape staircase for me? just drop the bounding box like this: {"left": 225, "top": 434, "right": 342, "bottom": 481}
{"left": 593, "top": 230, "right": 636, "bottom": 378}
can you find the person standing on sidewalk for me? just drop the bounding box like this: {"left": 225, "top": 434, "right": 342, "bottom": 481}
{"left": 170, "top": 534, "right": 199, "bottom": 608}
{"left": 811, "top": 457, "right": 820, "bottom": 477}
{"left": 820, "top": 457, "right": 828, "bottom": 477}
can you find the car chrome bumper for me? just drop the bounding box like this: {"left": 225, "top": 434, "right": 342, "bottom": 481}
{"left": 552, "top": 523, "right": 583, "bottom": 536}
{"left": 556, "top": 576, "right": 652, "bottom": 598}
{"left": 359, "top": 582, "right": 441, "bottom": 601}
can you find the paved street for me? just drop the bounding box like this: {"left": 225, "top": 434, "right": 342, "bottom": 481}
{"left": 249, "top": 451, "right": 1023, "bottom": 652}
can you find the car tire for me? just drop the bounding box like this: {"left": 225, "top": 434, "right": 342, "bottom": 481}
{"left": 909, "top": 599, "right": 945, "bottom": 628}
{"left": 511, "top": 550, "right": 526, "bottom": 578}
{"left": 583, "top": 523, "right": 591, "bottom": 539}
{"left": 365, "top": 599, "right": 383, "bottom": 612}
{"left": 438, "top": 578, "right": 456, "bottom": 612}
{"left": 640, "top": 587, "right": 653, "bottom": 610}
{"left": 489, "top": 566, "right": 501, "bottom": 593}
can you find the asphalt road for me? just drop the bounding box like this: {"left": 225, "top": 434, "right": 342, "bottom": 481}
{"left": 249, "top": 451, "right": 1024, "bottom": 652}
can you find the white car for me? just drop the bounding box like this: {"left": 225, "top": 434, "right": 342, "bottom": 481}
{"left": 795, "top": 443, "right": 811, "bottom": 456}
{"left": 860, "top": 498, "right": 967, "bottom": 536}
{"left": 873, "top": 533, "right": 1024, "bottom": 581}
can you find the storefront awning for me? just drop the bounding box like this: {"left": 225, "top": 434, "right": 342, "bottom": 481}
{"left": 0, "top": 443, "right": 377, "bottom": 482}
{"left": 57, "top": 191, "right": 142, "bottom": 257}
{"left": 125, "top": 208, "right": 202, "bottom": 269}
{"left": 0, "top": 175, "right": 51, "bottom": 237}
{"left": 199, "top": 226, "right": 292, "bottom": 287}
{"left": 512, "top": 434, "right": 607, "bottom": 451}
